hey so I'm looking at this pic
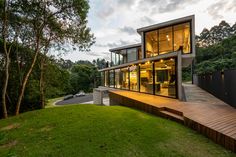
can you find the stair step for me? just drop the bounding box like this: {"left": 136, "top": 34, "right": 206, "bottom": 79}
{"left": 159, "top": 110, "right": 184, "bottom": 124}
{"left": 161, "top": 107, "right": 183, "bottom": 116}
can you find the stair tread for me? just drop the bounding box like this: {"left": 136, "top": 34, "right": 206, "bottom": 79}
{"left": 160, "top": 110, "right": 184, "bottom": 121}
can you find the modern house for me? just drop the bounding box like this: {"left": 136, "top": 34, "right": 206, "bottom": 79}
{"left": 99, "top": 15, "right": 195, "bottom": 100}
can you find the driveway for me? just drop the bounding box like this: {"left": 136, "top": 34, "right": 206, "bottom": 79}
{"left": 56, "top": 93, "right": 93, "bottom": 105}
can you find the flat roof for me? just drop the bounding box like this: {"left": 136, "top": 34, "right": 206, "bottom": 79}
{"left": 109, "top": 43, "right": 141, "bottom": 52}
{"left": 137, "top": 15, "right": 194, "bottom": 34}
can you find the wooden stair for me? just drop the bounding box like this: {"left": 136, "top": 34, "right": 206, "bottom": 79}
{"left": 158, "top": 107, "right": 184, "bottom": 124}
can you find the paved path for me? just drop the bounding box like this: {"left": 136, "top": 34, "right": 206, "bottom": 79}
{"left": 109, "top": 84, "right": 236, "bottom": 152}
{"left": 56, "top": 94, "right": 93, "bottom": 105}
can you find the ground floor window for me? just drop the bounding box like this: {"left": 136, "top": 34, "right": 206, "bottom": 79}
{"left": 101, "top": 72, "right": 104, "bottom": 86}
{"left": 115, "top": 69, "right": 121, "bottom": 88}
{"left": 154, "top": 58, "right": 176, "bottom": 98}
{"left": 105, "top": 71, "right": 109, "bottom": 87}
{"left": 102, "top": 57, "right": 177, "bottom": 98}
{"left": 140, "top": 62, "right": 153, "bottom": 94}
{"left": 130, "top": 65, "right": 139, "bottom": 91}
{"left": 109, "top": 70, "right": 115, "bottom": 88}
{"left": 121, "top": 67, "right": 129, "bottom": 89}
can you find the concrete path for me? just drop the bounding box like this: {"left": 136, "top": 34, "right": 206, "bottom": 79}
{"left": 183, "top": 83, "right": 228, "bottom": 105}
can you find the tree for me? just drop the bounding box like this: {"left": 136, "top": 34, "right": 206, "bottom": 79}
{"left": 6, "top": 0, "right": 95, "bottom": 115}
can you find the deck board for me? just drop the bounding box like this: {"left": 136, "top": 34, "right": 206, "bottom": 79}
{"left": 108, "top": 84, "right": 236, "bottom": 152}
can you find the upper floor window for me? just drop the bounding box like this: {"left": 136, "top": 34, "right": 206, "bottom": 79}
{"left": 159, "top": 26, "right": 173, "bottom": 54}
{"left": 127, "top": 48, "right": 137, "bottom": 62}
{"left": 144, "top": 22, "right": 191, "bottom": 58}
{"left": 145, "top": 30, "right": 158, "bottom": 58}
{"left": 174, "top": 22, "right": 190, "bottom": 54}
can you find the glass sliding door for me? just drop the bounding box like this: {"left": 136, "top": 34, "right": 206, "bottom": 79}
{"left": 145, "top": 30, "right": 158, "bottom": 58}
{"left": 140, "top": 62, "right": 153, "bottom": 94}
{"left": 121, "top": 67, "right": 129, "bottom": 89}
{"left": 105, "top": 71, "right": 109, "bottom": 87}
{"left": 129, "top": 65, "right": 139, "bottom": 91}
{"left": 115, "top": 69, "right": 121, "bottom": 88}
{"left": 154, "top": 58, "right": 176, "bottom": 98}
{"left": 174, "top": 22, "right": 190, "bottom": 54}
{"left": 109, "top": 70, "right": 115, "bottom": 88}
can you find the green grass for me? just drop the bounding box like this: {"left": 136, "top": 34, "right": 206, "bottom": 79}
{"left": 0, "top": 105, "right": 235, "bottom": 157}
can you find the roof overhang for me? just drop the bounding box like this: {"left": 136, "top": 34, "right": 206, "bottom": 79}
{"left": 109, "top": 43, "right": 141, "bottom": 52}
{"left": 137, "top": 15, "right": 195, "bottom": 34}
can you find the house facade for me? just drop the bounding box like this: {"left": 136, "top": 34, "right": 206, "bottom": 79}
{"left": 99, "top": 15, "right": 195, "bottom": 100}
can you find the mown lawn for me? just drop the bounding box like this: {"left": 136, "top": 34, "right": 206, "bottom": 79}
{"left": 0, "top": 105, "right": 235, "bottom": 157}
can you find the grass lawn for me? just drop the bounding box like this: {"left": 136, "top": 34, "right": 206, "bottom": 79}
{"left": 0, "top": 105, "right": 235, "bottom": 157}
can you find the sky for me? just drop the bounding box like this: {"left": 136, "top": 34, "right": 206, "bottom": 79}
{"left": 60, "top": 0, "right": 236, "bottom": 62}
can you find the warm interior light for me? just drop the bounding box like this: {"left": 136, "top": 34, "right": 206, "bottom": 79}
{"left": 160, "top": 59, "right": 163, "bottom": 62}
{"left": 170, "top": 58, "right": 173, "bottom": 61}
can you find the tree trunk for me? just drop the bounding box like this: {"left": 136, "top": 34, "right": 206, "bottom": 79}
{"left": 1, "top": 52, "right": 9, "bottom": 119}
{"left": 15, "top": 37, "right": 40, "bottom": 115}
{"left": 1, "top": 0, "right": 8, "bottom": 118}
{"left": 39, "top": 58, "right": 45, "bottom": 109}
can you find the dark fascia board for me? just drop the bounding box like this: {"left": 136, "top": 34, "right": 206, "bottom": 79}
{"left": 109, "top": 43, "right": 141, "bottom": 52}
{"left": 137, "top": 15, "right": 195, "bottom": 34}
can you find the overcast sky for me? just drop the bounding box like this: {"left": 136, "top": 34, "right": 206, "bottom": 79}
{"left": 60, "top": 0, "right": 236, "bottom": 62}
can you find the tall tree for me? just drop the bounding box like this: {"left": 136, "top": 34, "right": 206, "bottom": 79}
{"left": 12, "top": 0, "right": 95, "bottom": 115}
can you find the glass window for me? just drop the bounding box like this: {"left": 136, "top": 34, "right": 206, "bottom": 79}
{"left": 129, "top": 65, "right": 139, "bottom": 91}
{"left": 154, "top": 58, "right": 176, "bottom": 98}
{"left": 109, "top": 70, "right": 114, "bottom": 88}
{"left": 101, "top": 72, "right": 104, "bottom": 86}
{"left": 159, "top": 26, "right": 173, "bottom": 54}
{"left": 138, "top": 47, "right": 142, "bottom": 59}
{"left": 105, "top": 71, "right": 109, "bottom": 87}
{"left": 111, "top": 52, "right": 116, "bottom": 66}
{"left": 115, "top": 53, "right": 120, "bottom": 65}
{"left": 145, "top": 30, "right": 158, "bottom": 58}
{"left": 120, "top": 50, "right": 127, "bottom": 64}
{"left": 174, "top": 22, "right": 190, "bottom": 54}
{"left": 121, "top": 67, "right": 129, "bottom": 89}
{"left": 127, "top": 48, "right": 137, "bottom": 62}
{"left": 115, "top": 69, "right": 121, "bottom": 88}
{"left": 140, "top": 62, "right": 153, "bottom": 94}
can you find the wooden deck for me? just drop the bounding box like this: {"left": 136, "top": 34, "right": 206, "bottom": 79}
{"left": 109, "top": 84, "right": 236, "bottom": 152}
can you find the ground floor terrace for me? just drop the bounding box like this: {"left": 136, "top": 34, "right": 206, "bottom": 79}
{"left": 100, "top": 52, "right": 185, "bottom": 99}
{"left": 108, "top": 83, "right": 236, "bottom": 152}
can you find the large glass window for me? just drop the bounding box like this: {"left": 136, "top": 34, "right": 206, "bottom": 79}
{"left": 154, "top": 58, "right": 176, "bottom": 98}
{"left": 140, "top": 62, "right": 153, "bottom": 94}
{"left": 120, "top": 50, "right": 127, "bottom": 64}
{"left": 101, "top": 72, "right": 104, "bottom": 86}
{"left": 159, "top": 26, "right": 173, "bottom": 54}
{"left": 109, "top": 70, "right": 114, "bottom": 88}
{"left": 129, "top": 65, "right": 139, "bottom": 91}
{"left": 115, "top": 69, "right": 121, "bottom": 88}
{"left": 127, "top": 48, "right": 137, "bottom": 62}
{"left": 105, "top": 71, "right": 109, "bottom": 87}
{"left": 145, "top": 30, "right": 158, "bottom": 58}
{"left": 174, "top": 22, "right": 190, "bottom": 53}
{"left": 121, "top": 67, "right": 129, "bottom": 89}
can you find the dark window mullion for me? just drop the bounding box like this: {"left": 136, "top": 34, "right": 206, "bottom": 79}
{"left": 152, "top": 62, "right": 155, "bottom": 95}
{"left": 172, "top": 26, "right": 174, "bottom": 52}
